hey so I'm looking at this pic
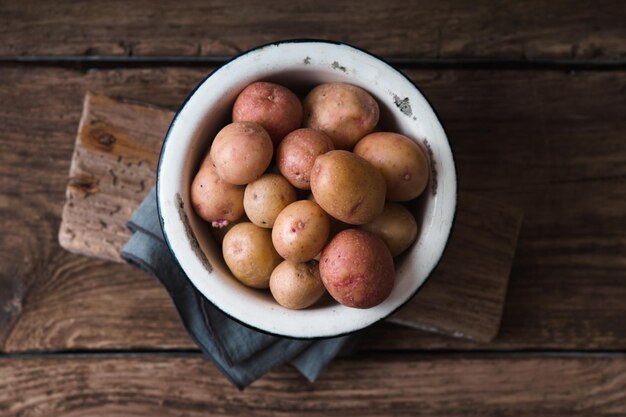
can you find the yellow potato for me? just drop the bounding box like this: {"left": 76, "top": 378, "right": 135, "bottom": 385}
{"left": 272, "top": 200, "right": 330, "bottom": 262}
{"left": 310, "top": 150, "right": 386, "bottom": 225}
{"left": 210, "top": 215, "right": 248, "bottom": 244}
{"left": 307, "top": 192, "right": 350, "bottom": 238}
{"left": 269, "top": 260, "right": 326, "bottom": 309}
{"left": 359, "top": 203, "right": 418, "bottom": 256}
{"left": 244, "top": 174, "right": 297, "bottom": 228}
{"left": 354, "top": 132, "right": 430, "bottom": 201}
{"left": 222, "top": 222, "right": 282, "bottom": 288}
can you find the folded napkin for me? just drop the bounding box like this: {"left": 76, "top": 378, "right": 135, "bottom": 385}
{"left": 121, "top": 188, "right": 361, "bottom": 389}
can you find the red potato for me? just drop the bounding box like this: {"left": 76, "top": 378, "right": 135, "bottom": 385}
{"left": 276, "top": 128, "right": 334, "bottom": 190}
{"left": 232, "top": 81, "right": 303, "bottom": 147}
{"left": 272, "top": 200, "right": 330, "bottom": 263}
{"left": 319, "top": 229, "right": 394, "bottom": 309}
{"left": 210, "top": 121, "right": 273, "bottom": 185}
{"left": 303, "top": 83, "right": 379, "bottom": 149}
{"left": 310, "top": 150, "right": 386, "bottom": 225}
{"left": 354, "top": 132, "right": 430, "bottom": 201}
{"left": 190, "top": 156, "right": 245, "bottom": 228}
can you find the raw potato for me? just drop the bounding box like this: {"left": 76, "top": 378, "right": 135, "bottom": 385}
{"left": 307, "top": 192, "right": 350, "bottom": 238}
{"left": 277, "top": 128, "right": 334, "bottom": 189}
{"left": 232, "top": 81, "right": 303, "bottom": 147}
{"left": 310, "top": 150, "right": 386, "bottom": 225}
{"left": 191, "top": 81, "right": 421, "bottom": 310}
{"left": 211, "top": 215, "right": 248, "bottom": 244}
{"left": 354, "top": 132, "right": 430, "bottom": 201}
{"left": 190, "top": 155, "right": 245, "bottom": 227}
{"left": 320, "top": 229, "right": 395, "bottom": 309}
{"left": 210, "top": 121, "right": 273, "bottom": 185}
{"left": 222, "top": 222, "right": 282, "bottom": 289}
{"left": 360, "top": 203, "right": 418, "bottom": 256}
{"left": 303, "top": 83, "right": 379, "bottom": 149}
{"left": 244, "top": 174, "right": 297, "bottom": 228}
{"left": 272, "top": 200, "right": 330, "bottom": 262}
{"left": 270, "top": 260, "right": 326, "bottom": 309}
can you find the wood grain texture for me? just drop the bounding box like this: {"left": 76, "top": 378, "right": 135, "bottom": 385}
{"left": 0, "top": 68, "right": 204, "bottom": 352}
{"left": 1, "top": 354, "right": 625, "bottom": 416}
{"left": 1, "top": 0, "right": 625, "bottom": 61}
{"left": 389, "top": 193, "right": 522, "bottom": 341}
{"left": 58, "top": 93, "right": 522, "bottom": 342}
{"left": 1, "top": 67, "right": 625, "bottom": 353}
{"left": 59, "top": 93, "right": 173, "bottom": 261}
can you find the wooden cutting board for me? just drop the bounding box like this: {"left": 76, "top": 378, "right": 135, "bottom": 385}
{"left": 59, "top": 92, "right": 523, "bottom": 342}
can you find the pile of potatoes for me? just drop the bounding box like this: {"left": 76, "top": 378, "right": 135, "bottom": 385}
{"left": 191, "top": 81, "right": 429, "bottom": 310}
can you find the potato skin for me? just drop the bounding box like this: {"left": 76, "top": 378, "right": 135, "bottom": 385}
{"left": 303, "top": 83, "right": 379, "bottom": 150}
{"left": 310, "top": 150, "right": 386, "bottom": 225}
{"left": 353, "top": 132, "right": 430, "bottom": 201}
{"left": 307, "top": 192, "right": 350, "bottom": 238}
{"left": 222, "top": 222, "right": 282, "bottom": 289}
{"left": 190, "top": 155, "right": 245, "bottom": 227}
{"left": 244, "top": 174, "right": 297, "bottom": 228}
{"left": 272, "top": 200, "right": 330, "bottom": 263}
{"left": 319, "top": 229, "right": 395, "bottom": 309}
{"left": 232, "top": 82, "right": 303, "bottom": 147}
{"left": 276, "top": 128, "right": 334, "bottom": 190}
{"left": 210, "top": 215, "right": 247, "bottom": 244}
{"left": 359, "top": 203, "right": 418, "bottom": 256}
{"left": 210, "top": 121, "right": 273, "bottom": 185}
{"left": 270, "top": 260, "right": 326, "bottom": 309}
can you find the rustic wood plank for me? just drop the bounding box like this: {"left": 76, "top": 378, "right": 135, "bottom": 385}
{"left": 58, "top": 93, "right": 521, "bottom": 342}
{"left": 389, "top": 193, "right": 522, "bottom": 341}
{"left": 1, "top": 354, "right": 625, "bottom": 416}
{"left": 0, "top": 254, "right": 191, "bottom": 352}
{"left": 0, "top": 68, "right": 201, "bottom": 352}
{"left": 1, "top": 0, "right": 625, "bottom": 61}
{"left": 1, "top": 67, "right": 625, "bottom": 352}
{"left": 59, "top": 93, "right": 173, "bottom": 261}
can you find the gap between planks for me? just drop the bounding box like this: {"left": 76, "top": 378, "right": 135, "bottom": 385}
{"left": 2, "top": 349, "right": 626, "bottom": 360}
{"left": 2, "top": 55, "right": 626, "bottom": 71}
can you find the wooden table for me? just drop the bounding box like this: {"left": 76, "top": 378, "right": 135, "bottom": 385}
{"left": 1, "top": 1, "right": 625, "bottom": 415}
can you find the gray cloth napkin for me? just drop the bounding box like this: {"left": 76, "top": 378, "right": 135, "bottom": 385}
{"left": 121, "top": 188, "right": 360, "bottom": 389}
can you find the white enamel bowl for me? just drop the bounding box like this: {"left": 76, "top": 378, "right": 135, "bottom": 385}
{"left": 157, "top": 40, "right": 457, "bottom": 338}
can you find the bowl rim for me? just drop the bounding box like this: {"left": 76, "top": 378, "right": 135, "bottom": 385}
{"left": 156, "top": 38, "right": 459, "bottom": 339}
